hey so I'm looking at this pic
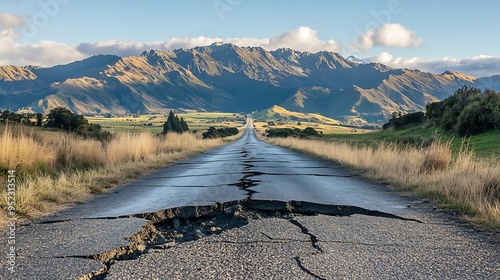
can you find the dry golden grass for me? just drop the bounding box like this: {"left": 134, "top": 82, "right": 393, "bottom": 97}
{"left": 0, "top": 125, "right": 56, "bottom": 172}
{"left": 0, "top": 126, "right": 229, "bottom": 226}
{"left": 52, "top": 135, "right": 107, "bottom": 168}
{"left": 266, "top": 137, "right": 500, "bottom": 228}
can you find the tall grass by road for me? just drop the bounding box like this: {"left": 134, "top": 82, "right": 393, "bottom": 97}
{"left": 0, "top": 125, "right": 233, "bottom": 225}
{"left": 267, "top": 137, "right": 500, "bottom": 227}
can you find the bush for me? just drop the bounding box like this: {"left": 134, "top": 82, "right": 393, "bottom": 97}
{"left": 266, "top": 127, "right": 321, "bottom": 138}
{"left": 202, "top": 126, "right": 239, "bottom": 139}
{"left": 302, "top": 127, "right": 319, "bottom": 136}
{"left": 456, "top": 101, "right": 494, "bottom": 136}
{"left": 76, "top": 123, "right": 112, "bottom": 141}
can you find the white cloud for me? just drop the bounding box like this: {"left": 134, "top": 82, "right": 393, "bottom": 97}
{"left": 0, "top": 40, "right": 85, "bottom": 66}
{"left": 0, "top": 26, "right": 341, "bottom": 67}
{"left": 368, "top": 52, "right": 500, "bottom": 77}
{"left": 266, "top": 26, "right": 340, "bottom": 53}
{"left": 76, "top": 26, "right": 341, "bottom": 58}
{"left": 165, "top": 36, "right": 226, "bottom": 50}
{"left": 355, "top": 23, "right": 423, "bottom": 50}
{"left": 0, "top": 13, "right": 25, "bottom": 29}
{"left": 0, "top": 12, "right": 85, "bottom": 66}
{"left": 77, "top": 40, "right": 161, "bottom": 57}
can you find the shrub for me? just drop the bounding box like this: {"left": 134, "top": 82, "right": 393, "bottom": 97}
{"left": 202, "top": 126, "right": 239, "bottom": 139}
{"left": 266, "top": 127, "right": 321, "bottom": 138}
{"left": 76, "top": 123, "right": 112, "bottom": 141}
{"left": 302, "top": 127, "right": 319, "bottom": 136}
{"left": 456, "top": 101, "right": 494, "bottom": 136}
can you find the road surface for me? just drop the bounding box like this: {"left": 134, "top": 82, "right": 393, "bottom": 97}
{"left": 1, "top": 119, "right": 499, "bottom": 279}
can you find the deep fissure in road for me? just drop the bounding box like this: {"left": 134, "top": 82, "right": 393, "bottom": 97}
{"left": 229, "top": 171, "right": 262, "bottom": 199}
{"left": 72, "top": 200, "right": 420, "bottom": 279}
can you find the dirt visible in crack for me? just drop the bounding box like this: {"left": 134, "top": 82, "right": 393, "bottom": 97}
{"left": 77, "top": 200, "right": 421, "bottom": 280}
{"left": 229, "top": 171, "right": 262, "bottom": 199}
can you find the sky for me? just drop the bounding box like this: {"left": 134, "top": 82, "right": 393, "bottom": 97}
{"left": 0, "top": 0, "right": 499, "bottom": 77}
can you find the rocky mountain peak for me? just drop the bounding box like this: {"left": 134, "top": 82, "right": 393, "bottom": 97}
{"left": 1, "top": 45, "right": 499, "bottom": 124}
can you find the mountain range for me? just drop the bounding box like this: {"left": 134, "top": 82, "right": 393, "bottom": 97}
{"left": 0, "top": 42, "right": 499, "bottom": 124}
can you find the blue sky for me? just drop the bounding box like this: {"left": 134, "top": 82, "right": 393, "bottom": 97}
{"left": 0, "top": 0, "right": 499, "bottom": 76}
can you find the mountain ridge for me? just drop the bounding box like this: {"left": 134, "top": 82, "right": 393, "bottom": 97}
{"left": 0, "top": 43, "right": 499, "bottom": 124}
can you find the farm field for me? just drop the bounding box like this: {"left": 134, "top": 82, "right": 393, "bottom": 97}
{"left": 87, "top": 112, "right": 246, "bottom": 134}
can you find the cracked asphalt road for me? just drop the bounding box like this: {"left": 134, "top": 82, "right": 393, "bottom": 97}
{"left": 1, "top": 119, "right": 499, "bottom": 279}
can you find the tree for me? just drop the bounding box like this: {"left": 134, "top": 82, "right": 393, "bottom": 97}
{"left": 36, "top": 113, "right": 44, "bottom": 126}
{"left": 163, "top": 111, "right": 189, "bottom": 134}
{"left": 8, "top": 112, "right": 22, "bottom": 123}
{"left": 180, "top": 117, "right": 189, "bottom": 131}
{"left": 45, "top": 107, "right": 87, "bottom": 131}
{"left": 0, "top": 110, "right": 9, "bottom": 123}
{"left": 22, "top": 113, "right": 34, "bottom": 125}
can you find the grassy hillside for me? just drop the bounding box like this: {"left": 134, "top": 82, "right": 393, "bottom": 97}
{"left": 254, "top": 105, "right": 341, "bottom": 125}
{"left": 253, "top": 105, "right": 374, "bottom": 135}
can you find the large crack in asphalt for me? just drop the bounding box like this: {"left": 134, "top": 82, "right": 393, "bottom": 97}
{"left": 64, "top": 200, "right": 422, "bottom": 279}
{"left": 33, "top": 146, "right": 422, "bottom": 279}
{"left": 228, "top": 171, "right": 261, "bottom": 199}
{"left": 143, "top": 172, "right": 355, "bottom": 179}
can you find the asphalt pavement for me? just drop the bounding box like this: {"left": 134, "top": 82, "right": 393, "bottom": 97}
{"left": 1, "top": 119, "right": 498, "bottom": 279}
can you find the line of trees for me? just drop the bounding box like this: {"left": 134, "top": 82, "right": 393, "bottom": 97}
{"left": 0, "top": 110, "right": 44, "bottom": 126}
{"left": 426, "top": 86, "right": 500, "bottom": 136}
{"left": 382, "top": 111, "right": 425, "bottom": 130}
{"left": 0, "top": 107, "right": 111, "bottom": 141}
